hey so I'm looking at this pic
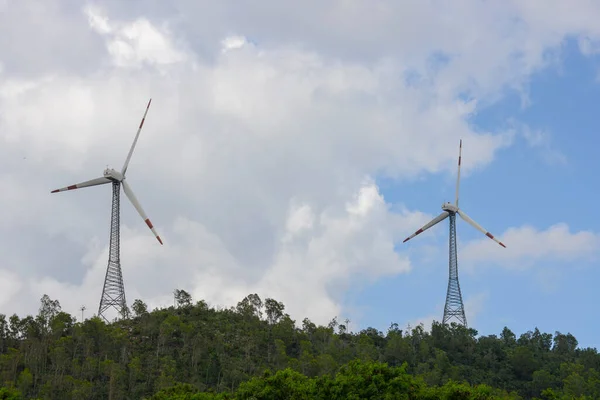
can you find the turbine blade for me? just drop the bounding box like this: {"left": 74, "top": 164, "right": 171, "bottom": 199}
{"left": 121, "top": 98, "right": 152, "bottom": 176}
{"left": 403, "top": 211, "right": 449, "bottom": 243}
{"left": 457, "top": 209, "right": 506, "bottom": 248}
{"left": 51, "top": 177, "right": 111, "bottom": 193}
{"left": 455, "top": 139, "right": 462, "bottom": 207}
{"left": 121, "top": 179, "right": 163, "bottom": 245}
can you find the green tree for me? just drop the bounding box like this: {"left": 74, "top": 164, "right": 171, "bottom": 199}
{"left": 132, "top": 299, "right": 149, "bottom": 317}
{"left": 174, "top": 290, "right": 193, "bottom": 309}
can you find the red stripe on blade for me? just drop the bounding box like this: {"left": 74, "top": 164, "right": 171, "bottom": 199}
{"left": 139, "top": 118, "right": 145, "bottom": 129}
{"left": 499, "top": 242, "right": 506, "bottom": 248}
{"left": 67, "top": 185, "right": 77, "bottom": 190}
{"left": 51, "top": 189, "right": 59, "bottom": 193}
{"left": 157, "top": 236, "right": 163, "bottom": 245}
{"left": 416, "top": 229, "right": 424, "bottom": 235}
{"left": 486, "top": 232, "right": 494, "bottom": 239}
{"left": 458, "top": 156, "right": 461, "bottom": 166}
{"left": 145, "top": 218, "right": 153, "bottom": 229}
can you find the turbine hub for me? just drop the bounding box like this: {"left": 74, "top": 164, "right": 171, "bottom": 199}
{"left": 103, "top": 168, "right": 124, "bottom": 182}
{"left": 442, "top": 202, "right": 458, "bottom": 213}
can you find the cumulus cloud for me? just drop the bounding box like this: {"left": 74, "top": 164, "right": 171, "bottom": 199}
{"left": 461, "top": 223, "right": 600, "bottom": 270}
{"left": 84, "top": 5, "right": 188, "bottom": 68}
{"left": 27, "top": 181, "right": 415, "bottom": 324}
{"left": 1, "top": 1, "right": 600, "bottom": 327}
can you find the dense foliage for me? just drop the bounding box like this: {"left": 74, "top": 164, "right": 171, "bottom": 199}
{"left": 0, "top": 293, "right": 598, "bottom": 399}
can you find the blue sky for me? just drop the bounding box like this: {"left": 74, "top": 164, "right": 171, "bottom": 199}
{"left": 354, "top": 39, "right": 600, "bottom": 348}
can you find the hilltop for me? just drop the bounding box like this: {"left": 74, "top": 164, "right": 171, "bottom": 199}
{"left": 0, "top": 293, "right": 596, "bottom": 399}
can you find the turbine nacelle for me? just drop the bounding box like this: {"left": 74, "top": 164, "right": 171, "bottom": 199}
{"left": 442, "top": 202, "right": 458, "bottom": 213}
{"left": 104, "top": 168, "right": 124, "bottom": 182}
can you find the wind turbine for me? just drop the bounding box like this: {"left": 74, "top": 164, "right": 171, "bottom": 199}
{"left": 402, "top": 140, "right": 505, "bottom": 327}
{"left": 51, "top": 99, "right": 162, "bottom": 322}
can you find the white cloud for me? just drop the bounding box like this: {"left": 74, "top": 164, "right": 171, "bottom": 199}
{"left": 579, "top": 36, "right": 600, "bottom": 56}
{"left": 0, "top": 269, "right": 22, "bottom": 309}
{"left": 1, "top": 1, "right": 600, "bottom": 327}
{"left": 515, "top": 121, "right": 567, "bottom": 165}
{"left": 84, "top": 5, "right": 188, "bottom": 68}
{"left": 461, "top": 223, "right": 600, "bottom": 270}
{"left": 85, "top": 5, "right": 112, "bottom": 35}
{"left": 15, "top": 182, "right": 413, "bottom": 325}
{"left": 221, "top": 36, "right": 248, "bottom": 52}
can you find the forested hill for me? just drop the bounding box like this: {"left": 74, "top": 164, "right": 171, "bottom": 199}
{"left": 0, "top": 292, "right": 598, "bottom": 399}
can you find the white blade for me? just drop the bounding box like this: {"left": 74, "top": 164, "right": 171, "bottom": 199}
{"left": 51, "top": 177, "right": 111, "bottom": 193}
{"left": 455, "top": 139, "right": 462, "bottom": 207}
{"left": 403, "top": 211, "right": 449, "bottom": 243}
{"left": 457, "top": 209, "right": 505, "bottom": 248}
{"left": 121, "top": 99, "right": 152, "bottom": 176}
{"left": 121, "top": 179, "right": 163, "bottom": 245}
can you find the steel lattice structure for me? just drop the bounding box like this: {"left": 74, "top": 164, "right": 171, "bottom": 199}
{"left": 98, "top": 181, "right": 129, "bottom": 321}
{"left": 51, "top": 99, "right": 162, "bottom": 322}
{"left": 403, "top": 140, "right": 506, "bottom": 327}
{"left": 442, "top": 213, "right": 467, "bottom": 326}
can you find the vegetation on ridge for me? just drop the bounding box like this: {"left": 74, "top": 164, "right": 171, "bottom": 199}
{"left": 0, "top": 292, "right": 598, "bottom": 399}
